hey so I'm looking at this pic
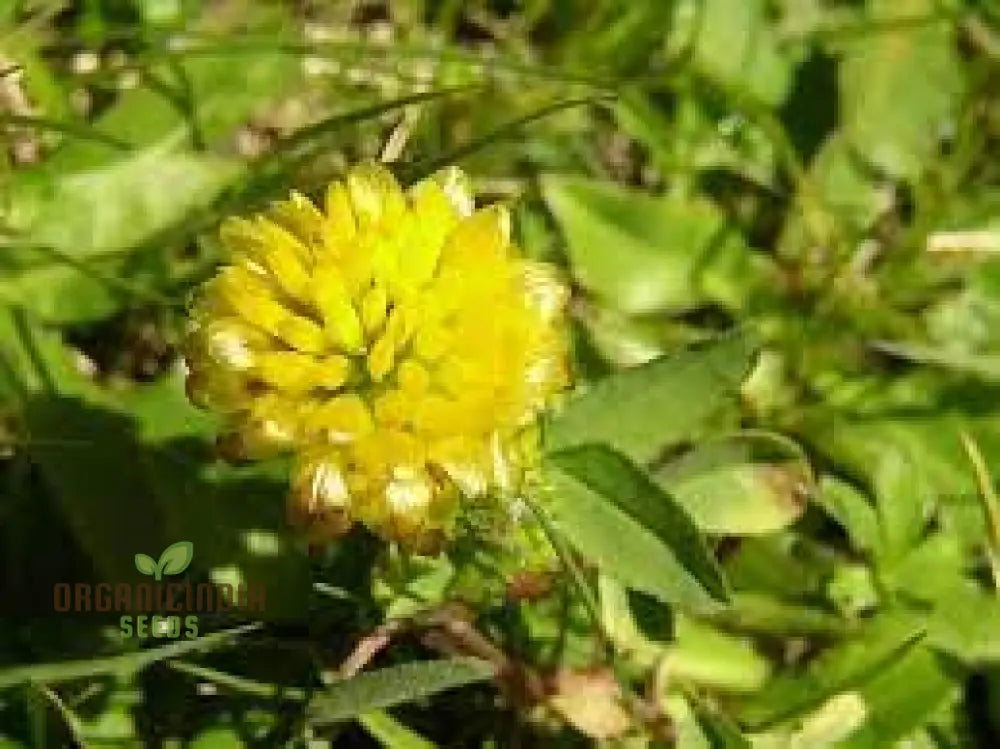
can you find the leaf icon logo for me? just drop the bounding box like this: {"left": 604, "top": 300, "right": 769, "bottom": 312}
{"left": 134, "top": 541, "right": 194, "bottom": 581}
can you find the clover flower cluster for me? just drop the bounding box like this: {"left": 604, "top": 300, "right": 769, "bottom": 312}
{"left": 184, "top": 163, "right": 568, "bottom": 550}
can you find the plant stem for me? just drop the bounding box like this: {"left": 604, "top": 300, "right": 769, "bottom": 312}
{"left": 960, "top": 431, "right": 1000, "bottom": 590}
{"left": 522, "top": 493, "right": 656, "bottom": 726}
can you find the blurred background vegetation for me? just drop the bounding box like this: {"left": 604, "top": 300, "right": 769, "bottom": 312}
{"left": 1, "top": 0, "right": 1000, "bottom": 746}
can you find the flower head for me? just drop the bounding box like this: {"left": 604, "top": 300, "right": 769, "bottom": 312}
{"left": 184, "top": 163, "right": 568, "bottom": 550}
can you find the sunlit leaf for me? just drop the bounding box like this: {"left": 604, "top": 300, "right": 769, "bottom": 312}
{"left": 547, "top": 445, "right": 729, "bottom": 610}
{"left": 738, "top": 613, "right": 925, "bottom": 729}
{"left": 657, "top": 440, "right": 810, "bottom": 536}
{"left": 546, "top": 333, "right": 755, "bottom": 464}
{"left": 659, "top": 616, "right": 770, "bottom": 693}
{"left": 925, "top": 585, "right": 1000, "bottom": 663}
{"left": 541, "top": 176, "right": 734, "bottom": 314}
{"left": 307, "top": 659, "right": 494, "bottom": 725}
{"left": 675, "top": 0, "right": 793, "bottom": 106}
{"left": 814, "top": 476, "right": 881, "bottom": 556}
{"left": 839, "top": 0, "right": 962, "bottom": 180}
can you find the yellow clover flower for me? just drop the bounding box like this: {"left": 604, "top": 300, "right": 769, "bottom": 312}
{"left": 184, "top": 163, "right": 568, "bottom": 551}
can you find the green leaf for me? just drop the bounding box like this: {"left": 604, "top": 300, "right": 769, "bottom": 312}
{"left": 0, "top": 305, "right": 91, "bottom": 399}
{"left": 0, "top": 308, "right": 171, "bottom": 583}
{"left": 358, "top": 710, "right": 439, "bottom": 749}
{"left": 115, "top": 370, "right": 219, "bottom": 442}
{"left": 839, "top": 0, "right": 962, "bottom": 180}
{"left": 802, "top": 413, "right": 974, "bottom": 546}
{"left": 574, "top": 304, "right": 667, "bottom": 368}
{"left": 47, "top": 9, "right": 299, "bottom": 167}
{"left": 598, "top": 574, "right": 664, "bottom": 669}
{"left": 739, "top": 613, "right": 925, "bottom": 729}
{"left": 871, "top": 339, "right": 1000, "bottom": 382}
{"left": 0, "top": 10, "right": 299, "bottom": 324}
{"left": 813, "top": 476, "right": 880, "bottom": 556}
{"left": 826, "top": 563, "right": 879, "bottom": 619}
{"left": 306, "top": 659, "right": 495, "bottom": 726}
{"left": 615, "top": 91, "right": 777, "bottom": 191}
{"left": 834, "top": 644, "right": 954, "bottom": 748}
{"left": 872, "top": 445, "right": 933, "bottom": 564}
{"left": 656, "top": 440, "right": 810, "bottom": 536}
{"left": 660, "top": 616, "right": 771, "bottom": 693}
{"left": 810, "top": 134, "right": 885, "bottom": 230}
{"left": 546, "top": 445, "right": 729, "bottom": 610}
{"left": 925, "top": 585, "right": 1000, "bottom": 663}
{"left": 157, "top": 540, "right": 194, "bottom": 577}
{"left": 26, "top": 397, "right": 167, "bottom": 584}
{"left": 74, "top": 677, "right": 140, "bottom": 744}
{"left": 689, "top": 698, "right": 753, "bottom": 749}
{"left": 9, "top": 140, "right": 238, "bottom": 256}
{"left": 2, "top": 142, "right": 238, "bottom": 323}
{"left": 134, "top": 554, "right": 157, "bottom": 577}
{"left": 749, "top": 693, "right": 869, "bottom": 749}
{"left": 881, "top": 531, "right": 964, "bottom": 605}
{"left": 0, "top": 311, "right": 308, "bottom": 609}
{"left": 189, "top": 727, "right": 245, "bottom": 749}
{"left": 723, "top": 534, "right": 829, "bottom": 600}
{"left": 373, "top": 550, "right": 455, "bottom": 621}
{"left": 925, "top": 265, "right": 1000, "bottom": 356}
{"left": 675, "top": 0, "right": 793, "bottom": 106}
{"left": 0, "top": 624, "right": 260, "bottom": 689}
{"left": 540, "top": 176, "right": 733, "bottom": 313}
{"left": 119, "top": 372, "right": 311, "bottom": 619}
{"left": 779, "top": 134, "right": 885, "bottom": 249}
{"left": 546, "top": 332, "right": 755, "bottom": 464}
{"left": 714, "top": 593, "right": 848, "bottom": 637}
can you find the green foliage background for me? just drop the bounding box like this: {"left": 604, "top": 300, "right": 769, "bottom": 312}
{"left": 0, "top": 0, "right": 999, "bottom": 746}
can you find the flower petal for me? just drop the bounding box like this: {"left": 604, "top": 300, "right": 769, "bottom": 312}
{"left": 346, "top": 162, "right": 406, "bottom": 229}
{"left": 312, "top": 265, "right": 364, "bottom": 352}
